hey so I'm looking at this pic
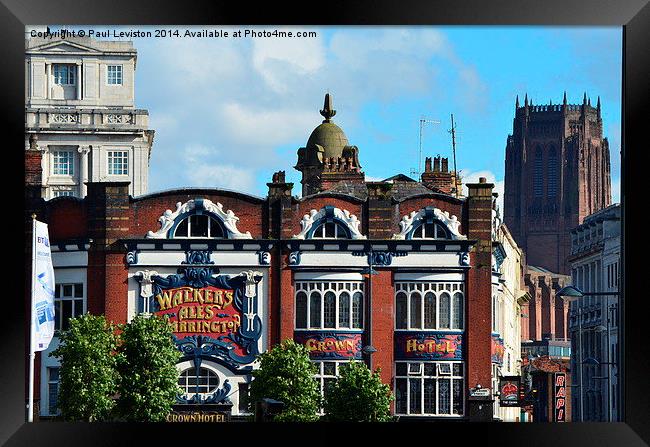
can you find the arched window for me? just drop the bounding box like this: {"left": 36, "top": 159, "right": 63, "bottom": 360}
{"left": 411, "top": 221, "right": 450, "bottom": 239}
{"left": 178, "top": 367, "right": 220, "bottom": 399}
{"left": 173, "top": 214, "right": 225, "bottom": 238}
{"left": 547, "top": 146, "right": 558, "bottom": 197}
{"left": 295, "top": 282, "right": 364, "bottom": 330}
{"left": 310, "top": 221, "right": 350, "bottom": 239}
{"left": 533, "top": 146, "right": 543, "bottom": 197}
{"left": 394, "top": 283, "right": 464, "bottom": 330}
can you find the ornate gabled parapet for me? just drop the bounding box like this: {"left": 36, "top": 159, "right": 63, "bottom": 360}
{"left": 392, "top": 206, "right": 465, "bottom": 240}
{"left": 146, "top": 198, "right": 252, "bottom": 239}
{"left": 291, "top": 206, "right": 366, "bottom": 239}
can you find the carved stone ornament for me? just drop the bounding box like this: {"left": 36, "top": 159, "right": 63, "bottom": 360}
{"left": 136, "top": 270, "right": 159, "bottom": 299}
{"left": 146, "top": 198, "right": 252, "bottom": 239}
{"left": 392, "top": 207, "right": 465, "bottom": 240}
{"left": 291, "top": 207, "right": 367, "bottom": 239}
{"left": 239, "top": 270, "right": 262, "bottom": 332}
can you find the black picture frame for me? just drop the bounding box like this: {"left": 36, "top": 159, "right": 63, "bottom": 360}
{"left": 3, "top": 1, "right": 648, "bottom": 445}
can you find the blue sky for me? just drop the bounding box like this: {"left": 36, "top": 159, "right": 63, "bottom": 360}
{"left": 56, "top": 26, "right": 622, "bottom": 208}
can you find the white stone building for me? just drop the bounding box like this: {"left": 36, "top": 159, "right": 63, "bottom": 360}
{"left": 25, "top": 35, "right": 154, "bottom": 199}
{"left": 567, "top": 203, "right": 620, "bottom": 421}
{"left": 491, "top": 200, "right": 526, "bottom": 422}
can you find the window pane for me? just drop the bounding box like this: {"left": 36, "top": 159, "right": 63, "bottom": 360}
{"left": 63, "top": 285, "right": 73, "bottom": 297}
{"left": 424, "top": 292, "right": 436, "bottom": 329}
{"left": 238, "top": 383, "right": 249, "bottom": 413}
{"left": 438, "top": 379, "right": 451, "bottom": 414}
{"left": 324, "top": 292, "right": 336, "bottom": 328}
{"left": 190, "top": 215, "right": 209, "bottom": 237}
{"left": 439, "top": 293, "right": 451, "bottom": 329}
{"left": 453, "top": 379, "right": 463, "bottom": 415}
{"left": 452, "top": 293, "right": 463, "bottom": 329}
{"left": 48, "top": 381, "right": 59, "bottom": 415}
{"left": 424, "top": 379, "right": 436, "bottom": 414}
{"left": 352, "top": 292, "right": 363, "bottom": 328}
{"left": 209, "top": 217, "right": 224, "bottom": 238}
{"left": 396, "top": 292, "right": 407, "bottom": 329}
{"left": 74, "top": 283, "right": 83, "bottom": 298}
{"left": 310, "top": 292, "right": 321, "bottom": 328}
{"left": 338, "top": 292, "right": 350, "bottom": 328}
{"left": 424, "top": 363, "right": 436, "bottom": 376}
{"left": 396, "top": 363, "right": 407, "bottom": 376}
{"left": 325, "top": 222, "right": 335, "bottom": 238}
{"left": 174, "top": 218, "right": 189, "bottom": 237}
{"left": 323, "top": 362, "right": 336, "bottom": 376}
{"left": 409, "top": 378, "right": 422, "bottom": 414}
{"left": 296, "top": 292, "right": 307, "bottom": 329}
{"left": 410, "top": 292, "right": 422, "bottom": 328}
{"left": 62, "top": 300, "right": 72, "bottom": 330}
{"left": 424, "top": 223, "right": 434, "bottom": 238}
{"left": 396, "top": 378, "right": 407, "bottom": 414}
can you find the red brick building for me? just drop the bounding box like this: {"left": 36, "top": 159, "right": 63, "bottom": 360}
{"left": 26, "top": 95, "right": 501, "bottom": 421}
{"left": 503, "top": 93, "right": 612, "bottom": 274}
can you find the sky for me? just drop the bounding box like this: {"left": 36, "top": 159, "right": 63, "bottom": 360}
{"left": 55, "top": 26, "right": 623, "bottom": 210}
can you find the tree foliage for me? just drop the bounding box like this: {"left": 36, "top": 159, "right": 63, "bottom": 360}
{"left": 249, "top": 339, "right": 321, "bottom": 422}
{"left": 49, "top": 314, "right": 119, "bottom": 421}
{"left": 323, "top": 361, "right": 394, "bottom": 422}
{"left": 115, "top": 314, "right": 181, "bottom": 421}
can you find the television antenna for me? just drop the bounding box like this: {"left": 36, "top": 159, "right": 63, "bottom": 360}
{"left": 411, "top": 118, "right": 441, "bottom": 178}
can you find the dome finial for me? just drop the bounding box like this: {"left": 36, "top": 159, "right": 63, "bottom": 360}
{"left": 320, "top": 93, "right": 336, "bottom": 123}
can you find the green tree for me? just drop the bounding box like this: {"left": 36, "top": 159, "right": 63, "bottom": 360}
{"left": 323, "top": 361, "right": 394, "bottom": 422}
{"left": 116, "top": 313, "right": 181, "bottom": 421}
{"left": 49, "top": 314, "right": 119, "bottom": 421}
{"left": 249, "top": 339, "right": 321, "bottom": 422}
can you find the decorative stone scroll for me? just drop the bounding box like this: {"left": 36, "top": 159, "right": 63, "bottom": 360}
{"left": 146, "top": 198, "right": 252, "bottom": 239}
{"left": 291, "top": 207, "right": 366, "bottom": 239}
{"left": 392, "top": 207, "right": 465, "bottom": 240}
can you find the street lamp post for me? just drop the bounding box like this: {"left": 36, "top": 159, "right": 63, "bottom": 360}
{"left": 557, "top": 285, "right": 620, "bottom": 423}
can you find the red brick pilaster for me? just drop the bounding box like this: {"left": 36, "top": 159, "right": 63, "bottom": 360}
{"left": 370, "top": 269, "right": 394, "bottom": 386}
{"left": 465, "top": 178, "right": 494, "bottom": 393}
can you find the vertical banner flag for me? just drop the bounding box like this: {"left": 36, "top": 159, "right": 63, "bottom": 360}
{"left": 32, "top": 219, "right": 55, "bottom": 351}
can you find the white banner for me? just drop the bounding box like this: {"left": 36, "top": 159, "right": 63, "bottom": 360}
{"left": 32, "top": 220, "right": 55, "bottom": 352}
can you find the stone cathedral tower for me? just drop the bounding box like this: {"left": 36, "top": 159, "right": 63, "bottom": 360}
{"left": 504, "top": 93, "right": 612, "bottom": 274}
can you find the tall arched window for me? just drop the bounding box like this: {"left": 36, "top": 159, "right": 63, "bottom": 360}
{"left": 533, "top": 146, "right": 544, "bottom": 197}
{"left": 295, "top": 282, "right": 364, "bottom": 330}
{"left": 547, "top": 146, "right": 558, "bottom": 197}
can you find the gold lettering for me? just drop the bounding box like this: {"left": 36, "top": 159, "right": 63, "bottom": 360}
{"left": 172, "top": 290, "right": 183, "bottom": 307}
{"left": 204, "top": 290, "right": 211, "bottom": 305}
{"left": 202, "top": 321, "right": 210, "bottom": 332}
{"left": 196, "top": 306, "right": 205, "bottom": 319}
{"left": 156, "top": 291, "right": 172, "bottom": 311}
{"left": 179, "top": 306, "right": 188, "bottom": 321}
{"left": 193, "top": 289, "right": 204, "bottom": 304}
{"left": 406, "top": 339, "right": 417, "bottom": 353}
{"left": 224, "top": 291, "right": 233, "bottom": 308}
{"left": 188, "top": 321, "right": 196, "bottom": 332}
{"left": 179, "top": 321, "right": 187, "bottom": 332}
{"left": 205, "top": 305, "right": 215, "bottom": 319}
{"left": 305, "top": 339, "right": 316, "bottom": 351}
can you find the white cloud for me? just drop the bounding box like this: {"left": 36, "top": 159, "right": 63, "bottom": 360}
{"left": 183, "top": 163, "right": 257, "bottom": 193}
{"left": 461, "top": 170, "right": 505, "bottom": 213}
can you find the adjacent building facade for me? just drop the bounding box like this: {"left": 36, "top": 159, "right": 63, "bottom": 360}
{"left": 567, "top": 203, "right": 621, "bottom": 421}
{"left": 25, "top": 94, "right": 525, "bottom": 421}
{"left": 25, "top": 36, "right": 154, "bottom": 199}
{"left": 491, "top": 209, "right": 526, "bottom": 422}
{"left": 503, "top": 93, "right": 612, "bottom": 274}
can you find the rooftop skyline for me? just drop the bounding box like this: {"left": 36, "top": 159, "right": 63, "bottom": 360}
{"left": 46, "top": 26, "right": 622, "bottom": 211}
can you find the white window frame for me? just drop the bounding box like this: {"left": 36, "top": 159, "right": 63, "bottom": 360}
{"left": 394, "top": 282, "right": 465, "bottom": 331}
{"left": 310, "top": 221, "right": 348, "bottom": 239}
{"left": 410, "top": 221, "right": 450, "bottom": 240}
{"left": 107, "top": 150, "right": 129, "bottom": 176}
{"left": 52, "top": 150, "right": 74, "bottom": 176}
{"left": 106, "top": 64, "right": 123, "bottom": 85}
{"left": 313, "top": 360, "right": 347, "bottom": 413}
{"left": 295, "top": 281, "right": 364, "bottom": 330}
{"left": 47, "top": 366, "right": 61, "bottom": 416}
{"left": 53, "top": 64, "right": 76, "bottom": 85}
{"left": 394, "top": 361, "right": 464, "bottom": 417}
{"left": 52, "top": 190, "right": 75, "bottom": 198}
{"left": 172, "top": 214, "right": 225, "bottom": 239}
{"left": 177, "top": 366, "right": 221, "bottom": 401}
{"left": 54, "top": 282, "right": 86, "bottom": 332}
